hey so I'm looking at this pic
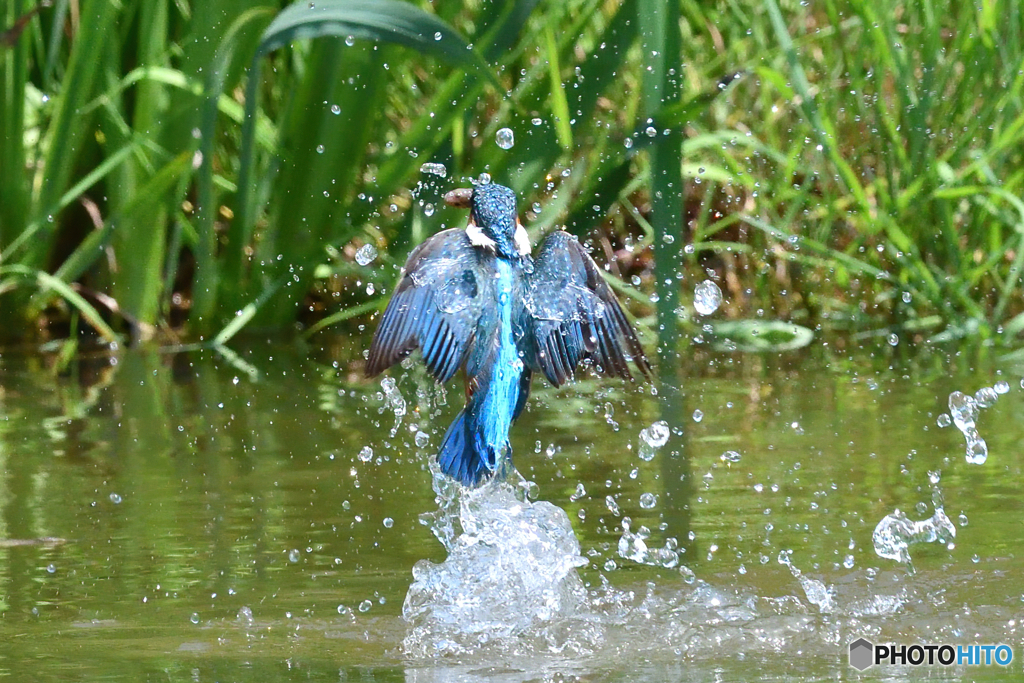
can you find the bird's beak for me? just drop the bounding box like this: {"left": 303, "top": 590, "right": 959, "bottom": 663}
{"left": 443, "top": 188, "right": 473, "bottom": 208}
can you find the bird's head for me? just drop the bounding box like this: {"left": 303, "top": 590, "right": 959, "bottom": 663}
{"left": 444, "top": 183, "right": 531, "bottom": 261}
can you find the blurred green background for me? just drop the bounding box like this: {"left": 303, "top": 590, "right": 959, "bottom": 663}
{"left": 2, "top": 0, "right": 1023, "bottom": 353}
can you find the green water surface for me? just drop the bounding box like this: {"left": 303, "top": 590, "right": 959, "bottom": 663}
{"left": 0, "top": 339, "right": 1022, "bottom": 681}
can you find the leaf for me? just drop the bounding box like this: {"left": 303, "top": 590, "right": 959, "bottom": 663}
{"left": 543, "top": 26, "right": 572, "bottom": 151}
{"left": 710, "top": 320, "right": 815, "bottom": 352}
{"left": 254, "top": 0, "right": 497, "bottom": 80}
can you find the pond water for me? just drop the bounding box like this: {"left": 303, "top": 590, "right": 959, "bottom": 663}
{"left": 0, "top": 337, "right": 1022, "bottom": 681}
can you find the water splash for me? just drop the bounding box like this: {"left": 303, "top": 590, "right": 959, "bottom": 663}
{"left": 380, "top": 377, "right": 406, "bottom": 437}
{"left": 403, "top": 467, "right": 592, "bottom": 657}
{"left": 398, "top": 464, "right": 991, "bottom": 669}
{"left": 617, "top": 518, "right": 679, "bottom": 569}
{"left": 777, "top": 550, "right": 835, "bottom": 613}
{"left": 944, "top": 382, "right": 1008, "bottom": 465}
{"left": 948, "top": 391, "right": 987, "bottom": 464}
{"left": 872, "top": 508, "right": 956, "bottom": 565}
{"left": 873, "top": 469, "right": 956, "bottom": 566}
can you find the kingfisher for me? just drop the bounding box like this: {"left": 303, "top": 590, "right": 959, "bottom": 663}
{"left": 366, "top": 182, "right": 649, "bottom": 486}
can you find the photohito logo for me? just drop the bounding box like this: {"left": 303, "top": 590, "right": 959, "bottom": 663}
{"left": 849, "top": 638, "right": 1014, "bottom": 670}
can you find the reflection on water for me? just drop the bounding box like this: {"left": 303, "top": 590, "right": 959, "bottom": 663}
{"left": 0, "top": 339, "right": 1021, "bottom": 681}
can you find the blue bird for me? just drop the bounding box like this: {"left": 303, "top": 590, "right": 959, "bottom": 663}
{"left": 366, "top": 183, "right": 650, "bottom": 486}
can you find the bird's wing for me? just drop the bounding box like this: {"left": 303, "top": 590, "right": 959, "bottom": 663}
{"left": 516, "top": 231, "right": 650, "bottom": 387}
{"left": 366, "top": 229, "right": 492, "bottom": 382}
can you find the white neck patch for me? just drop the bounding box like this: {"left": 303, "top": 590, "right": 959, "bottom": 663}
{"left": 514, "top": 220, "right": 532, "bottom": 255}
{"left": 465, "top": 223, "right": 497, "bottom": 251}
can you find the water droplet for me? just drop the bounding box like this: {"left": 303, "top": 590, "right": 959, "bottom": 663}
{"left": 331, "top": 104, "right": 341, "bottom": 115}
{"left": 434, "top": 31, "right": 442, "bottom": 41}
{"left": 641, "top": 421, "right": 670, "bottom": 448}
{"left": 843, "top": 555, "right": 855, "bottom": 569}
{"left": 414, "top": 431, "right": 430, "bottom": 448}
{"left": 316, "top": 144, "right": 325, "bottom": 154}
{"left": 720, "top": 450, "right": 742, "bottom": 463}
{"left": 345, "top": 35, "right": 355, "bottom": 46}
{"left": 948, "top": 391, "right": 978, "bottom": 431}
{"left": 902, "top": 291, "right": 912, "bottom": 303}
{"left": 975, "top": 386, "right": 998, "bottom": 408}
{"left": 495, "top": 127, "right": 515, "bottom": 149}
{"left": 638, "top": 420, "right": 670, "bottom": 461}
{"left": 958, "top": 512, "right": 968, "bottom": 526}
{"left": 383, "top": 517, "right": 394, "bottom": 528}
{"left": 994, "top": 380, "right": 1010, "bottom": 394}
{"left": 603, "top": 559, "right": 617, "bottom": 571}
{"left": 423, "top": 202, "right": 435, "bottom": 217}
{"left": 692, "top": 409, "right": 703, "bottom": 423}
{"left": 355, "top": 243, "right": 377, "bottom": 266}
{"left": 109, "top": 492, "right": 122, "bottom": 504}
{"left": 645, "top": 126, "right": 657, "bottom": 137}
{"left": 888, "top": 333, "right": 899, "bottom": 346}
{"left": 965, "top": 431, "right": 988, "bottom": 464}
{"left": 288, "top": 549, "right": 300, "bottom": 562}
{"left": 477, "top": 172, "right": 491, "bottom": 185}
{"left": 190, "top": 612, "right": 200, "bottom": 624}
{"left": 358, "top": 599, "right": 372, "bottom": 613}
{"left": 419, "top": 162, "right": 447, "bottom": 178}
{"left": 605, "top": 495, "right": 620, "bottom": 515}
{"left": 936, "top": 413, "right": 951, "bottom": 428}
{"left": 570, "top": 483, "right": 586, "bottom": 502}
{"left": 531, "top": 117, "right": 543, "bottom": 126}
{"left": 639, "top": 492, "right": 657, "bottom": 509}
{"left": 46, "top": 563, "right": 56, "bottom": 573}
{"left": 693, "top": 280, "right": 723, "bottom": 315}
{"left": 358, "top": 446, "right": 373, "bottom": 463}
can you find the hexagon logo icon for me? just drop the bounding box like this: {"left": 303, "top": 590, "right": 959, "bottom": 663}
{"left": 849, "top": 638, "right": 874, "bottom": 671}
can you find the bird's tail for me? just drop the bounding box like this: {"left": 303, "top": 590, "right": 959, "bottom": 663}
{"left": 437, "top": 408, "right": 504, "bottom": 486}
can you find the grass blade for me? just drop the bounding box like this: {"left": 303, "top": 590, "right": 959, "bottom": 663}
{"left": 27, "top": 0, "right": 121, "bottom": 268}
{"left": 639, "top": 0, "right": 684, "bottom": 364}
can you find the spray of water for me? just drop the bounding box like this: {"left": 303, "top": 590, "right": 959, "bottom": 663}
{"left": 872, "top": 470, "right": 956, "bottom": 567}
{"left": 403, "top": 464, "right": 596, "bottom": 657}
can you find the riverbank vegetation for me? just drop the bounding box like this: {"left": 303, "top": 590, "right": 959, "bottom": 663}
{"left": 2, "top": 0, "right": 1023, "bottom": 354}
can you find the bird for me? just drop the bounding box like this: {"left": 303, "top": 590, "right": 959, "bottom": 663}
{"left": 366, "top": 182, "right": 650, "bottom": 486}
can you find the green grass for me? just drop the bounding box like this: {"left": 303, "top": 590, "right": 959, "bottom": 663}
{"left": 1, "top": 0, "right": 1022, "bottom": 352}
